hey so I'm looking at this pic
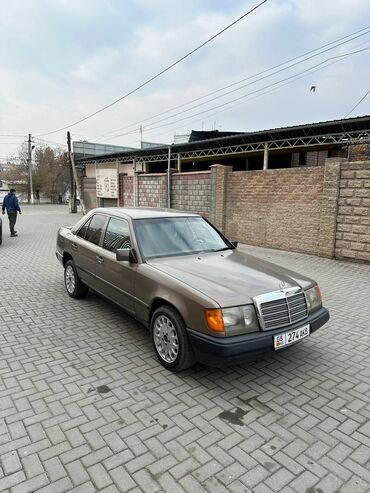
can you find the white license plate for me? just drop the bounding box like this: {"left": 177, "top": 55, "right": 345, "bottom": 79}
{"left": 274, "top": 324, "right": 310, "bottom": 350}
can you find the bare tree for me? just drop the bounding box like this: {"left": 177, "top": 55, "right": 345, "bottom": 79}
{"left": 3, "top": 144, "right": 70, "bottom": 203}
{"left": 32, "top": 146, "right": 70, "bottom": 203}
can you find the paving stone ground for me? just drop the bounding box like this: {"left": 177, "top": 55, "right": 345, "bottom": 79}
{"left": 0, "top": 204, "right": 369, "bottom": 493}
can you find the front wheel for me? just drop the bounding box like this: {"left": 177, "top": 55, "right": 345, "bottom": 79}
{"left": 64, "top": 260, "right": 89, "bottom": 298}
{"left": 151, "top": 306, "right": 195, "bottom": 371}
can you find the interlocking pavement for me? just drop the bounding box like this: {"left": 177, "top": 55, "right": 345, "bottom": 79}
{"left": 0, "top": 205, "right": 369, "bottom": 493}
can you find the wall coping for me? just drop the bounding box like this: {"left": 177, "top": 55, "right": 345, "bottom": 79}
{"left": 172, "top": 171, "right": 211, "bottom": 176}
{"left": 138, "top": 173, "right": 167, "bottom": 177}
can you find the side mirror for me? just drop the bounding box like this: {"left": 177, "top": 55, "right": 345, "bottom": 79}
{"left": 230, "top": 240, "right": 238, "bottom": 248}
{"left": 116, "top": 248, "right": 138, "bottom": 263}
{"left": 116, "top": 248, "right": 130, "bottom": 262}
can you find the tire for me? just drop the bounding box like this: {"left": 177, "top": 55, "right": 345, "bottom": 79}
{"left": 151, "top": 305, "right": 195, "bottom": 371}
{"left": 64, "top": 260, "right": 89, "bottom": 298}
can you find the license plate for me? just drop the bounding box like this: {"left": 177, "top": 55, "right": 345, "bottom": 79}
{"left": 274, "top": 324, "right": 310, "bottom": 350}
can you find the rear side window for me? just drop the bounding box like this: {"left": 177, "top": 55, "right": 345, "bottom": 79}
{"left": 85, "top": 214, "right": 107, "bottom": 246}
{"left": 76, "top": 217, "right": 91, "bottom": 239}
{"left": 103, "top": 217, "right": 131, "bottom": 252}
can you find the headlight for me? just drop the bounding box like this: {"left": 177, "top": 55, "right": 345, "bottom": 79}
{"left": 205, "top": 305, "right": 259, "bottom": 334}
{"left": 305, "top": 285, "right": 322, "bottom": 313}
{"left": 222, "top": 305, "right": 259, "bottom": 335}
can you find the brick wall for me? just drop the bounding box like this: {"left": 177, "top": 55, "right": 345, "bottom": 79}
{"left": 224, "top": 167, "right": 326, "bottom": 255}
{"left": 335, "top": 161, "right": 370, "bottom": 262}
{"left": 171, "top": 171, "right": 211, "bottom": 217}
{"left": 137, "top": 174, "right": 167, "bottom": 208}
{"left": 119, "top": 175, "right": 134, "bottom": 207}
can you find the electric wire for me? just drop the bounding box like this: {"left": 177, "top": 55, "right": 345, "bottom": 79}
{"left": 36, "top": 0, "right": 268, "bottom": 137}
{"left": 110, "top": 45, "right": 370, "bottom": 139}
{"left": 104, "top": 45, "right": 370, "bottom": 140}
{"left": 92, "top": 25, "right": 370, "bottom": 141}
{"left": 344, "top": 88, "right": 370, "bottom": 118}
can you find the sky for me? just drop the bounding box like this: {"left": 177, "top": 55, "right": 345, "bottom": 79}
{"left": 1, "top": 0, "right": 370, "bottom": 160}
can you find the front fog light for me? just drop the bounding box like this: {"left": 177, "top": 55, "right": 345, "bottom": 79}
{"left": 305, "top": 285, "right": 322, "bottom": 313}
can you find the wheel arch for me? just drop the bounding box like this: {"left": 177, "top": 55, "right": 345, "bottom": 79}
{"left": 149, "top": 298, "right": 185, "bottom": 326}
{"left": 63, "top": 252, "right": 73, "bottom": 266}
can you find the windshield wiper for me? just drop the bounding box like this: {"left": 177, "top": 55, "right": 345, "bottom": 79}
{"left": 211, "top": 247, "right": 232, "bottom": 252}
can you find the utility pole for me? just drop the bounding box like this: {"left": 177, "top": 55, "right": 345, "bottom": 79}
{"left": 27, "top": 134, "right": 34, "bottom": 204}
{"left": 139, "top": 125, "right": 143, "bottom": 149}
{"left": 67, "top": 131, "right": 86, "bottom": 214}
{"left": 67, "top": 132, "right": 77, "bottom": 213}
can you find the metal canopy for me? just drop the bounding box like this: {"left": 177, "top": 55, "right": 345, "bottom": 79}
{"left": 78, "top": 115, "right": 370, "bottom": 165}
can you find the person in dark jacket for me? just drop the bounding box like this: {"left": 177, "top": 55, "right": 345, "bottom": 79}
{"left": 2, "top": 189, "right": 22, "bottom": 237}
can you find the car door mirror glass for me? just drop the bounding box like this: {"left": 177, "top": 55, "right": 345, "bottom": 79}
{"left": 116, "top": 248, "right": 130, "bottom": 262}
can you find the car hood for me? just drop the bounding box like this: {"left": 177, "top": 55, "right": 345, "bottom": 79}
{"left": 149, "top": 249, "right": 314, "bottom": 306}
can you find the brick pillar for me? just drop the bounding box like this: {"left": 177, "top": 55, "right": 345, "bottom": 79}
{"left": 317, "top": 158, "right": 343, "bottom": 257}
{"left": 210, "top": 164, "right": 232, "bottom": 232}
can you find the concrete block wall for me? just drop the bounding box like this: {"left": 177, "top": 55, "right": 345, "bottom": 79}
{"left": 224, "top": 166, "right": 327, "bottom": 255}
{"left": 335, "top": 161, "right": 370, "bottom": 262}
{"left": 171, "top": 171, "right": 211, "bottom": 217}
{"left": 137, "top": 173, "right": 167, "bottom": 208}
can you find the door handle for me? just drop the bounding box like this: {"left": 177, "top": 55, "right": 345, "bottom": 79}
{"left": 71, "top": 243, "right": 78, "bottom": 250}
{"left": 96, "top": 255, "right": 104, "bottom": 264}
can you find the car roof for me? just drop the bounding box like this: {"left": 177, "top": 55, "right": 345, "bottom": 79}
{"left": 93, "top": 207, "right": 200, "bottom": 219}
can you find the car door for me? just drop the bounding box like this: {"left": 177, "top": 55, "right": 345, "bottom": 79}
{"left": 95, "top": 216, "right": 135, "bottom": 314}
{"left": 72, "top": 214, "right": 108, "bottom": 290}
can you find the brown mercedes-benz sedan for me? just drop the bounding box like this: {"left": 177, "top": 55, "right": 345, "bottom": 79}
{"left": 56, "top": 208, "right": 329, "bottom": 371}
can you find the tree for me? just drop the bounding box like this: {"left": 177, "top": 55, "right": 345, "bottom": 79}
{"left": 1, "top": 144, "right": 29, "bottom": 198}
{"left": 32, "top": 146, "right": 70, "bottom": 203}
{"left": 2, "top": 144, "right": 70, "bottom": 203}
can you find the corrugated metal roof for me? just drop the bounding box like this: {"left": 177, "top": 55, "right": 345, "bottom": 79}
{"left": 78, "top": 115, "right": 370, "bottom": 163}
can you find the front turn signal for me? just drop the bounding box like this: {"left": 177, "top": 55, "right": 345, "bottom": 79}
{"left": 205, "top": 309, "right": 225, "bottom": 333}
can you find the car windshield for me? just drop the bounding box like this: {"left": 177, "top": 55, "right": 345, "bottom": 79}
{"left": 134, "top": 216, "right": 230, "bottom": 259}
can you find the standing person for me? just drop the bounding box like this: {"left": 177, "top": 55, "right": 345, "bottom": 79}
{"left": 2, "top": 189, "right": 22, "bottom": 237}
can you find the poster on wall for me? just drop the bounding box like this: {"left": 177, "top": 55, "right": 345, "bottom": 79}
{"left": 96, "top": 168, "right": 118, "bottom": 198}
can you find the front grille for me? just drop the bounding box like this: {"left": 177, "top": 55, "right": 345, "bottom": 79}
{"left": 259, "top": 291, "right": 307, "bottom": 330}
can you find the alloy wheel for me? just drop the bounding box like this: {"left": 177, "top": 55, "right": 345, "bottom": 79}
{"left": 153, "top": 315, "right": 179, "bottom": 363}
{"left": 65, "top": 265, "right": 76, "bottom": 294}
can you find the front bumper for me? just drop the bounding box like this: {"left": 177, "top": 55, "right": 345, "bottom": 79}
{"left": 187, "top": 307, "right": 329, "bottom": 367}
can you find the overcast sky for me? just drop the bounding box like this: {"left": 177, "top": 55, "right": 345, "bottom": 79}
{"left": 1, "top": 0, "right": 370, "bottom": 159}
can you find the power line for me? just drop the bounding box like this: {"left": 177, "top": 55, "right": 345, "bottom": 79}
{"left": 34, "top": 137, "right": 67, "bottom": 148}
{"left": 36, "top": 0, "right": 268, "bottom": 137}
{"left": 344, "top": 88, "right": 370, "bottom": 118}
{"left": 0, "top": 142, "right": 26, "bottom": 145}
{"left": 92, "top": 24, "right": 370, "bottom": 141}
{"left": 104, "top": 45, "right": 370, "bottom": 140}
{"left": 110, "top": 44, "right": 370, "bottom": 139}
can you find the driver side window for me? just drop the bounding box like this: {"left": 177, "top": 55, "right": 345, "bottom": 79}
{"left": 103, "top": 217, "right": 131, "bottom": 252}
